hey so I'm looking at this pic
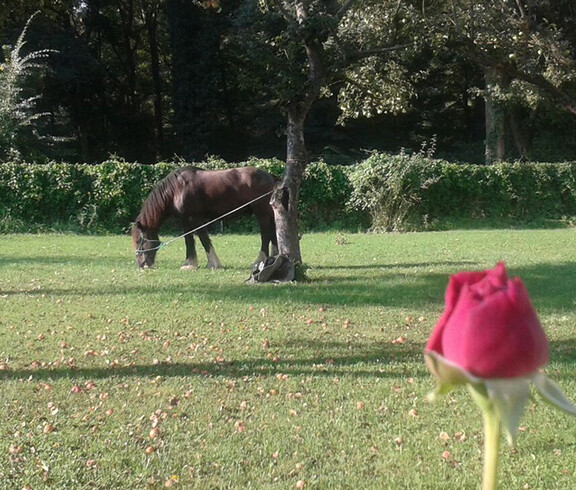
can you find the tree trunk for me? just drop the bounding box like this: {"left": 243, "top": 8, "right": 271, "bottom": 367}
{"left": 484, "top": 68, "right": 506, "bottom": 164}
{"left": 268, "top": 1, "right": 330, "bottom": 269}
{"left": 508, "top": 108, "right": 529, "bottom": 160}
{"left": 270, "top": 107, "right": 308, "bottom": 265}
{"left": 119, "top": 0, "right": 137, "bottom": 109}
{"left": 145, "top": 5, "right": 165, "bottom": 158}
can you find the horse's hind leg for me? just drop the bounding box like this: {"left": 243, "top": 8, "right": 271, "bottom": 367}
{"left": 198, "top": 229, "right": 222, "bottom": 269}
{"left": 181, "top": 233, "right": 199, "bottom": 270}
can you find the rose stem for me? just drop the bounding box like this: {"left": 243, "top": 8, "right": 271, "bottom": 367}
{"left": 481, "top": 406, "right": 501, "bottom": 490}
{"left": 468, "top": 384, "right": 501, "bottom": 490}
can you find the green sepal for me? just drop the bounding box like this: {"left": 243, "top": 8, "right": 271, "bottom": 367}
{"left": 532, "top": 371, "right": 576, "bottom": 417}
{"left": 424, "top": 352, "right": 482, "bottom": 402}
{"left": 426, "top": 381, "right": 455, "bottom": 403}
{"left": 484, "top": 378, "right": 530, "bottom": 447}
{"left": 424, "top": 351, "right": 480, "bottom": 385}
{"left": 468, "top": 382, "right": 492, "bottom": 412}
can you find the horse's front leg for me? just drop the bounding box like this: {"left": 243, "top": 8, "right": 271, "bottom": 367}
{"left": 181, "top": 233, "right": 199, "bottom": 270}
{"left": 255, "top": 214, "right": 278, "bottom": 265}
{"left": 198, "top": 229, "right": 222, "bottom": 269}
{"left": 270, "top": 228, "right": 279, "bottom": 257}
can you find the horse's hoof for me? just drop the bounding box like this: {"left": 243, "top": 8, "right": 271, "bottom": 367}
{"left": 180, "top": 264, "right": 198, "bottom": 270}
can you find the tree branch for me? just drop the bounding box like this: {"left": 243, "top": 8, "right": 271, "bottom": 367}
{"left": 270, "top": 0, "right": 294, "bottom": 22}
{"left": 344, "top": 43, "right": 411, "bottom": 64}
{"left": 459, "top": 38, "right": 576, "bottom": 118}
{"left": 503, "top": 65, "right": 576, "bottom": 117}
{"left": 334, "top": 0, "right": 357, "bottom": 22}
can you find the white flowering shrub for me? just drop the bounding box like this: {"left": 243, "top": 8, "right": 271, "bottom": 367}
{"left": 0, "top": 13, "right": 54, "bottom": 161}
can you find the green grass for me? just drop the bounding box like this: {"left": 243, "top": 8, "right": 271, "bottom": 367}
{"left": 1, "top": 230, "right": 576, "bottom": 489}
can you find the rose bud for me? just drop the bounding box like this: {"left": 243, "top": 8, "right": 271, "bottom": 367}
{"left": 425, "top": 262, "right": 548, "bottom": 381}
{"left": 425, "top": 262, "right": 576, "bottom": 447}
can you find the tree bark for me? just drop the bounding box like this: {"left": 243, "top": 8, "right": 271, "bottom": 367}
{"left": 484, "top": 68, "right": 506, "bottom": 164}
{"left": 270, "top": 107, "right": 308, "bottom": 264}
{"left": 508, "top": 109, "right": 529, "bottom": 160}
{"left": 268, "top": 0, "right": 328, "bottom": 267}
{"left": 268, "top": 0, "right": 361, "bottom": 268}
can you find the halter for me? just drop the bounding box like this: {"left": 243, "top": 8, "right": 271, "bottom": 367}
{"left": 135, "top": 235, "right": 163, "bottom": 256}
{"left": 134, "top": 189, "right": 274, "bottom": 256}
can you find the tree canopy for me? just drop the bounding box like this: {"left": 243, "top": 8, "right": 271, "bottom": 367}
{"left": 1, "top": 0, "right": 575, "bottom": 165}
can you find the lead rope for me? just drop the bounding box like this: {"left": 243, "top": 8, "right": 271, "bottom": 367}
{"left": 135, "top": 189, "right": 274, "bottom": 255}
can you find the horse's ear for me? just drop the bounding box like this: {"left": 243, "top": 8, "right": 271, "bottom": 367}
{"left": 135, "top": 220, "right": 145, "bottom": 231}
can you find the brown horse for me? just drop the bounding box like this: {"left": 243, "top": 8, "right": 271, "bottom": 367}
{"left": 132, "top": 166, "right": 278, "bottom": 269}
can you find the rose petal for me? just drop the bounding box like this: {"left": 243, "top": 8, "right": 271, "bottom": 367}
{"left": 469, "top": 262, "right": 507, "bottom": 299}
{"left": 426, "top": 270, "right": 487, "bottom": 354}
{"left": 441, "top": 278, "right": 548, "bottom": 379}
{"left": 445, "top": 270, "right": 489, "bottom": 312}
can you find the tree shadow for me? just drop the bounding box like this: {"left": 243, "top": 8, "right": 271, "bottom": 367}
{"left": 3, "top": 259, "right": 576, "bottom": 311}
{"left": 0, "top": 339, "right": 428, "bottom": 383}
{"left": 0, "top": 255, "right": 119, "bottom": 267}
{"left": 548, "top": 338, "right": 576, "bottom": 365}
{"left": 312, "top": 260, "right": 478, "bottom": 271}
{"left": 512, "top": 261, "right": 576, "bottom": 311}
{"left": 0, "top": 272, "right": 449, "bottom": 308}
{"left": 1, "top": 337, "right": 573, "bottom": 385}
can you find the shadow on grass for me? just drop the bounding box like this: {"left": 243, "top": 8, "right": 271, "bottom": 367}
{"left": 0, "top": 340, "right": 429, "bottom": 382}
{"left": 0, "top": 254, "right": 130, "bottom": 267}
{"left": 312, "top": 260, "right": 478, "bottom": 271}
{"left": 0, "top": 260, "right": 466, "bottom": 308}
{"left": 2, "top": 253, "right": 576, "bottom": 317}
{"left": 513, "top": 261, "right": 576, "bottom": 310}
{"left": 547, "top": 338, "right": 576, "bottom": 364}
{"left": 0, "top": 274, "right": 447, "bottom": 308}
{"left": 1, "top": 338, "right": 574, "bottom": 384}
{"left": 0, "top": 254, "right": 264, "bottom": 272}
{"left": 3, "top": 260, "right": 576, "bottom": 310}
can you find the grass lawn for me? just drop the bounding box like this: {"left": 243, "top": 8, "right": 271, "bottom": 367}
{"left": 1, "top": 229, "right": 576, "bottom": 489}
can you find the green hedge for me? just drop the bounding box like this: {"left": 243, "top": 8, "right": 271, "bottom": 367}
{"left": 348, "top": 153, "right": 576, "bottom": 230}
{"left": 0, "top": 158, "right": 360, "bottom": 233}
{"left": 0, "top": 160, "right": 175, "bottom": 233}
{"left": 1, "top": 155, "right": 576, "bottom": 233}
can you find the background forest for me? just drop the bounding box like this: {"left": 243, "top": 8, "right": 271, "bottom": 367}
{"left": 1, "top": 0, "right": 576, "bottom": 166}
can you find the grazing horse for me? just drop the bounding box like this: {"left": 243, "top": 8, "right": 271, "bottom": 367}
{"left": 132, "top": 166, "right": 278, "bottom": 269}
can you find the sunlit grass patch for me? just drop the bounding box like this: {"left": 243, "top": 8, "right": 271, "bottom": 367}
{"left": 1, "top": 230, "right": 575, "bottom": 488}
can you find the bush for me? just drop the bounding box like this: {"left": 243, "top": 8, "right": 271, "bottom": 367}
{"left": 300, "top": 160, "right": 367, "bottom": 230}
{"left": 347, "top": 153, "right": 576, "bottom": 231}
{"left": 0, "top": 160, "right": 178, "bottom": 233}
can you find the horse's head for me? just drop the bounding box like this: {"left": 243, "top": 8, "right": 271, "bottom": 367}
{"left": 132, "top": 221, "right": 160, "bottom": 269}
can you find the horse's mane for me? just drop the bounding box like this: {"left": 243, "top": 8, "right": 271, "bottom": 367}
{"left": 135, "top": 169, "right": 189, "bottom": 230}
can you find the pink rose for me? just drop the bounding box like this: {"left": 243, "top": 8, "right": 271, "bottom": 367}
{"left": 426, "top": 262, "right": 548, "bottom": 379}
{"left": 425, "top": 263, "right": 576, "bottom": 487}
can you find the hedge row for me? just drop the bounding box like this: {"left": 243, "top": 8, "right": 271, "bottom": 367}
{"left": 0, "top": 158, "right": 362, "bottom": 233}
{"left": 1, "top": 155, "right": 576, "bottom": 233}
